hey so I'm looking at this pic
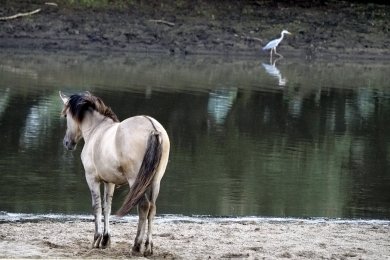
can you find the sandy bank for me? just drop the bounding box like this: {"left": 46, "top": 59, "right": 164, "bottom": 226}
{"left": 1, "top": 217, "right": 389, "bottom": 259}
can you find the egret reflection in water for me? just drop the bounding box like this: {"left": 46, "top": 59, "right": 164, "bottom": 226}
{"left": 262, "top": 58, "right": 287, "bottom": 86}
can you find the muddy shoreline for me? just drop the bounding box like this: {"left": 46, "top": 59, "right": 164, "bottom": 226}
{"left": 1, "top": 217, "right": 389, "bottom": 259}
{"left": 0, "top": 1, "right": 389, "bottom": 60}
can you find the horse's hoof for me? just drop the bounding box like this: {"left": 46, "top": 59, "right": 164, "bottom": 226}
{"left": 92, "top": 233, "right": 103, "bottom": 248}
{"left": 101, "top": 233, "right": 111, "bottom": 249}
{"left": 144, "top": 241, "right": 153, "bottom": 256}
{"left": 144, "top": 249, "right": 153, "bottom": 257}
{"left": 132, "top": 244, "right": 142, "bottom": 256}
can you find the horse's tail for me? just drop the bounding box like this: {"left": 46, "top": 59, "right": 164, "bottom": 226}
{"left": 117, "top": 130, "right": 162, "bottom": 217}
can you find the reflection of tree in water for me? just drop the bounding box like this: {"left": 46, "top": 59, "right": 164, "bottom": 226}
{"left": 0, "top": 82, "right": 389, "bottom": 217}
{"left": 1, "top": 53, "right": 389, "bottom": 217}
{"left": 0, "top": 88, "right": 10, "bottom": 119}
{"left": 207, "top": 88, "right": 237, "bottom": 125}
{"left": 123, "top": 85, "right": 390, "bottom": 217}
{"left": 19, "top": 94, "right": 62, "bottom": 150}
{"left": 226, "top": 87, "right": 390, "bottom": 217}
{"left": 0, "top": 90, "right": 88, "bottom": 213}
{"left": 343, "top": 88, "right": 390, "bottom": 219}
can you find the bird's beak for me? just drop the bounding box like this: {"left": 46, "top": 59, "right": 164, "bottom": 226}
{"left": 287, "top": 31, "right": 292, "bottom": 35}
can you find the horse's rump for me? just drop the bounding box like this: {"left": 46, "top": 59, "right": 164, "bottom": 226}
{"left": 117, "top": 130, "right": 162, "bottom": 216}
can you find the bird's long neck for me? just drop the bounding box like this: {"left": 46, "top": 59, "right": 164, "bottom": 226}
{"left": 279, "top": 32, "right": 285, "bottom": 41}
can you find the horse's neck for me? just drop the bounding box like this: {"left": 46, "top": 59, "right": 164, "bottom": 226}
{"left": 81, "top": 111, "right": 115, "bottom": 142}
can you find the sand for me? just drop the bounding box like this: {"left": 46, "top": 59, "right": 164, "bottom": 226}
{"left": 0, "top": 217, "right": 389, "bottom": 259}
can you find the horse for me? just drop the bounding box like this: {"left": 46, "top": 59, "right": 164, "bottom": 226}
{"left": 59, "top": 91, "right": 170, "bottom": 256}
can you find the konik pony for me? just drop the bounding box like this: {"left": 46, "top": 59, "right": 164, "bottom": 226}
{"left": 59, "top": 91, "right": 170, "bottom": 256}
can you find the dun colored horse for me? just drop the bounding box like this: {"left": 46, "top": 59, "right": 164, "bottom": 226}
{"left": 59, "top": 91, "right": 170, "bottom": 256}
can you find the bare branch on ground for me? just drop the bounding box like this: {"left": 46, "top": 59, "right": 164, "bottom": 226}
{"left": 0, "top": 8, "right": 41, "bottom": 21}
{"left": 149, "top": 19, "right": 175, "bottom": 27}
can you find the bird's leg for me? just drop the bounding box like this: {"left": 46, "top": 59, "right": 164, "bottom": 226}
{"left": 274, "top": 48, "right": 283, "bottom": 58}
{"left": 270, "top": 49, "right": 273, "bottom": 62}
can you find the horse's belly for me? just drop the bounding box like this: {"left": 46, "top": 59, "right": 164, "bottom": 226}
{"left": 93, "top": 157, "right": 131, "bottom": 185}
{"left": 98, "top": 170, "right": 128, "bottom": 185}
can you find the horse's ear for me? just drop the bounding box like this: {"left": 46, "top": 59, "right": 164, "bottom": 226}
{"left": 59, "top": 91, "right": 69, "bottom": 104}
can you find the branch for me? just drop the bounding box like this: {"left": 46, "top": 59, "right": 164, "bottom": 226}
{"left": 0, "top": 8, "right": 41, "bottom": 21}
{"left": 44, "top": 2, "right": 58, "bottom": 7}
{"left": 241, "top": 36, "right": 263, "bottom": 43}
{"left": 149, "top": 19, "right": 175, "bottom": 27}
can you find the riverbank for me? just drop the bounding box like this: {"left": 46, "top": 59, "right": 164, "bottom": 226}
{"left": 1, "top": 215, "right": 389, "bottom": 259}
{"left": 0, "top": 1, "right": 389, "bottom": 60}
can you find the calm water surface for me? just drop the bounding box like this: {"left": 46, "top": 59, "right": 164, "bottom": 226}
{"left": 0, "top": 52, "right": 389, "bottom": 219}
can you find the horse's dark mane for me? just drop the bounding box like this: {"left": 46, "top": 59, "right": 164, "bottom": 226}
{"left": 62, "top": 93, "right": 119, "bottom": 123}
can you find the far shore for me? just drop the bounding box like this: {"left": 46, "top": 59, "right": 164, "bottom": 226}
{"left": 1, "top": 1, "right": 389, "bottom": 60}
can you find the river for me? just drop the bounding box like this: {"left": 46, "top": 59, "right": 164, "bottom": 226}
{"left": 0, "top": 52, "right": 389, "bottom": 220}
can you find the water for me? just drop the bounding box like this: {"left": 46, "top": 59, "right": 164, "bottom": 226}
{"left": 2, "top": 212, "right": 390, "bottom": 225}
{"left": 0, "top": 52, "right": 389, "bottom": 220}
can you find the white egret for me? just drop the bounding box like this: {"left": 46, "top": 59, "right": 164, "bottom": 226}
{"left": 262, "top": 30, "right": 291, "bottom": 59}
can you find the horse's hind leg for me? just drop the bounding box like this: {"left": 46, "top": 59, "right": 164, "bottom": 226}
{"left": 132, "top": 194, "right": 150, "bottom": 255}
{"left": 102, "top": 182, "right": 115, "bottom": 248}
{"left": 144, "top": 182, "right": 161, "bottom": 256}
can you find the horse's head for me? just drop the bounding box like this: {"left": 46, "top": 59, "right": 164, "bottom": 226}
{"left": 59, "top": 91, "right": 119, "bottom": 150}
{"left": 59, "top": 91, "right": 83, "bottom": 151}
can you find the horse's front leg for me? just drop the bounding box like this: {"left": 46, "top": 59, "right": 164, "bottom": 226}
{"left": 101, "top": 182, "right": 115, "bottom": 248}
{"left": 86, "top": 177, "right": 103, "bottom": 248}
